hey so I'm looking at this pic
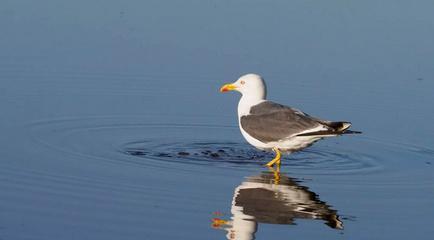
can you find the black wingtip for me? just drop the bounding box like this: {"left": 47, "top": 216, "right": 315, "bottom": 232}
{"left": 296, "top": 129, "right": 362, "bottom": 137}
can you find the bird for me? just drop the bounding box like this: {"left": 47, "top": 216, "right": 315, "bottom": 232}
{"left": 220, "top": 73, "right": 359, "bottom": 167}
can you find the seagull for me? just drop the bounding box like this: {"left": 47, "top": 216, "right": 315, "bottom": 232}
{"left": 220, "top": 73, "right": 359, "bottom": 167}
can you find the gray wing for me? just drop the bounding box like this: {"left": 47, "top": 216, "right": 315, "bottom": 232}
{"left": 240, "top": 101, "right": 328, "bottom": 143}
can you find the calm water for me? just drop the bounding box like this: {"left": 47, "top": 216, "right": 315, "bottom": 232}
{"left": 1, "top": 1, "right": 434, "bottom": 239}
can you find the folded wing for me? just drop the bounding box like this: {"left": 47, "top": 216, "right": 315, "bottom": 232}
{"left": 240, "top": 101, "right": 351, "bottom": 143}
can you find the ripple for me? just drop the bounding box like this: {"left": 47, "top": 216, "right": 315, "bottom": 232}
{"left": 121, "top": 139, "right": 381, "bottom": 175}
{"left": 28, "top": 116, "right": 389, "bottom": 177}
{"left": 27, "top": 116, "right": 434, "bottom": 187}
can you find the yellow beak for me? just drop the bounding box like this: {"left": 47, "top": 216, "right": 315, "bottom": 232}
{"left": 220, "top": 83, "right": 237, "bottom": 92}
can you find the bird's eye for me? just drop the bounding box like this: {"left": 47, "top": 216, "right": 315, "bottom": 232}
{"left": 240, "top": 80, "right": 245, "bottom": 85}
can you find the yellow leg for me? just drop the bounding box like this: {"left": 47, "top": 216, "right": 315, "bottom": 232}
{"left": 265, "top": 147, "right": 281, "bottom": 167}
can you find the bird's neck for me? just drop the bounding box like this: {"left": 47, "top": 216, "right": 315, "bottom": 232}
{"left": 238, "top": 95, "right": 265, "bottom": 116}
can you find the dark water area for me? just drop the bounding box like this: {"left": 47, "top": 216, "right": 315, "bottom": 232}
{"left": 1, "top": 1, "right": 434, "bottom": 239}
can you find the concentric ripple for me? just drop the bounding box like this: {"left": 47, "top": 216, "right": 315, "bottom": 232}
{"left": 121, "top": 139, "right": 380, "bottom": 175}
{"left": 28, "top": 116, "right": 434, "bottom": 182}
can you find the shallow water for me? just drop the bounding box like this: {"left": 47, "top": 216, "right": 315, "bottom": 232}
{"left": 1, "top": 1, "right": 434, "bottom": 239}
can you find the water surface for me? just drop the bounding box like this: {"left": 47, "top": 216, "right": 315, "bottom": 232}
{"left": 1, "top": 1, "right": 434, "bottom": 239}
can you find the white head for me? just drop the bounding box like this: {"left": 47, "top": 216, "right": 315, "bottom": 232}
{"left": 220, "top": 73, "right": 267, "bottom": 101}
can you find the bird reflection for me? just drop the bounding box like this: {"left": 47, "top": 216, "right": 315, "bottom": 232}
{"left": 212, "top": 169, "right": 343, "bottom": 240}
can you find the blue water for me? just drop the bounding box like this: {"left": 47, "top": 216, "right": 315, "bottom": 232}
{"left": 1, "top": 1, "right": 434, "bottom": 239}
